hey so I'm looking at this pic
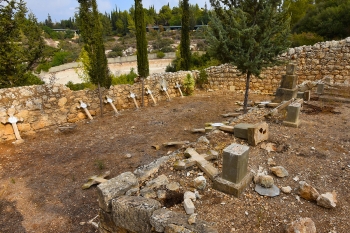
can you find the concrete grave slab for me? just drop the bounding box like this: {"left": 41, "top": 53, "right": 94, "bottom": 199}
{"left": 283, "top": 102, "right": 302, "bottom": 128}
{"left": 247, "top": 122, "right": 269, "bottom": 146}
{"left": 213, "top": 172, "right": 253, "bottom": 198}
{"left": 233, "top": 123, "right": 254, "bottom": 139}
{"left": 222, "top": 143, "right": 249, "bottom": 183}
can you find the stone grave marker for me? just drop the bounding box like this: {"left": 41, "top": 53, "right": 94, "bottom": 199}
{"left": 175, "top": 82, "right": 184, "bottom": 97}
{"left": 160, "top": 79, "right": 171, "bottom": 101}
{"left": 213, "top": 143, "right": 253, "bottom": 197}
{"left": 283, "top": 102, "right": 302, "bottom": 128}
{"left": 104, "top": 96, "right": 119, "bottom": 115}
{"left": 129, "top": 92, "right": 139, "bottom": 109}
{"left": 317, "top": 83, "right": 324, "bottom": 95}
{"left": 77, "top": 100, "right": 93, "bottom": 120}
{"left": 82, "top": 170, "right": 110, "bottom": 189}
{"left": 1, "top": 108, "right": 24, "bottom": 143}
{"left": 247, "top": 122, "right": 269, "bottom": 146}
{"left": 145, "top": 87, "right": 157, "bottom": 106}
{"left": 273, "top": 63, "right": 299, "bottom": 103}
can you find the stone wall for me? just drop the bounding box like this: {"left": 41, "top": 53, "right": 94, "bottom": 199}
{"left": 0, "top": 71, "right": 193, "bottom": 141}
{"left": 205, "top": 37, "right": 350, "bottom": 93}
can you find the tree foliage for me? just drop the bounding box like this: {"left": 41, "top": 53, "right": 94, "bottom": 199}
{"left": 208, "top": 0, "right": 291, "bottom": 112}
{"left": 0, "top": 0, "right": 45, "bottom": 88}
{"left": 180, "top": 0, "right": 191, "bottom": 71}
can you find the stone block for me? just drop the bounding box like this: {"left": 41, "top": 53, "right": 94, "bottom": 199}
{"left": 150, "top": 209, "right": 218, "bottom": 233}
{"left": 247, "top": 122, "right": 269, "bottom": 146}
{"left": 97, "top": 172, "right": 138, "bottom": 212}
{"left": 184, "top": 198, "right": 195, "bottom": 214}
{"left": 222, "top": 143, "right": 249, "bottom": 183}
{"left": 280, "top": 75, "right": 298, "bottom": 89}
{"left": 317, "top": 83, "right": 324, "bottom": 94}
{"left": 233, "top": 123, "right": 254, "bottom": 139}
{"left": 274, "top": 87, "right": 298, "bottom": 102}
{"left": 286, "top": 63, "right": 297, "bottom": 75}
{"left": 303, "top": 90, "right": 311, "bottom": 101}
{"left": 219, "top": 125, "right": 234, "bottom": 133}
{"left": 213, "top": 172, "right": 253, "bottom": 198}
{"left": 112, "top": 196, "right": 161, "bottom": 233}
{"left": 283, "top": 103, "right": 301, "bottom": 128}
{"left": 297, "top": 92, "right": 304, "bottom": 99}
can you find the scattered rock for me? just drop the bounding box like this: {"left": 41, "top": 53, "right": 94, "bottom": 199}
{"left": 184, "top": 198, "right": 195, "bottom": 214}
{"left": 166, "top": 182, "right": 180, "bottom": 191}
{"left": 125, "top": 153, "right": 132, "bottom": 158}
{"left": 260, "top": 142, "right": 277, "bottom": 153}
{"left": 270, "top": 166, "right": 289, "bottom": 178}
{"left": 255, "top": 184, "right": 280, "bottom": 197}
{"left": 267, "top": 158, "right": 276, "bottom": 166}
{"left": 193, "top": 176, "right": 207, "bottom": 190}
{"left": 188, "top": 214, "right": 197, "bottom": 225}
{"left": 259, "top": 175, "right": 274, "bottom": 188}
{"left": 146, "top": 174, "right": 169, "bottom": 189}
{"left": 298, "top": 181, "right": 320, "bottom": 201}
{"left": 285, "top": 217, "right": 316, "bottom": 233}
{"left": 184, "top": 191, "right": 196, "bottom": 201}
{"left": 197, "top": 136, "right": 210, "bottom": 144}
{"left": 316, "top": 191, "right": 337, "bottom": 209}
{"left": 253, "top": 166, "right": 268, "bottom": 184}
{"left": 173, "top": 160, "right": 186, "bottom": 170}
{"left": 281, "top": 186, "right": 292, "bottom": 194}
{"left": 157, "top": 190, "right": 167, "bottom": 199}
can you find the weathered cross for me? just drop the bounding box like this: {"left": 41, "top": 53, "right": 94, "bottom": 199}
{"left": 129, "top": 92, "right": 139, "bottom": 109}
{"left": 77, "top": 100, "right": 93, "bottom": 120}
{"left": 160, "top": 79, "right": 171, "bottom": 101}
{"left": 82, "top": 170, "right": 110, "bottom": 189}
{"left": 104, "top": 96, "right": 119, "bottom": 115}
{"left": 174, "top": 148, "right": 219, "bottom": 181}
{"left": 145, "top": 87, "right": 157, "bottom": 106}
{"left": 175, "top": 82, "right": 184, "bottom": 98}
{"left": 1, "top": 108, "right": 24, "bottom": 142}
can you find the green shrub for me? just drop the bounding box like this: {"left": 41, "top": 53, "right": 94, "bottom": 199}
{"left": 156, "top": 51, "right": 165, "bottom": 59}
{"left": 196, "top": 69, "right": 208, "bottom": 88}
{"left": 111, "top": 68, "right": 137, "bottom": 85}
{"left": 51, "top": 51, "right": 71, "bottom": 67}
{"left": 107, "top": 51, "right": 122, "bottom": 58}
{"left": 183, "top": 74, "right": 195, "bottom": 95}
{"left": 22, "top": 72, "right": 45, "bottom": 86}
{"left": 291, "top": 32, "right": 324, "bottom": 47}
{"left": 36, "top": 62, "right": 52, "bottom": 73}
{"left": 65, "top": 81, "right": 95, "bottom": 91}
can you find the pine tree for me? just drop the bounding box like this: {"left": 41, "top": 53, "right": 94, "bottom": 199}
{"left": 77, "top": 0, "right": 111, "bottom": 116}
{"left": 208, "top": 0, "right": 291, "bottom": 113}
{"left": 180, "top": 0, "right": 191, "bottom": 71}
{"left": 134, "top": 0, "right": 150, "bottom": 106}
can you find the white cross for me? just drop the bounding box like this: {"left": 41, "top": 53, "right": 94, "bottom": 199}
{"left": 145, "top": 87, "right": 157, "bottom": 106}
{"left": 129, "top": 92, "right": 139, "bottom": 109}
{"left": 104, "top": 96, "right": 119, "bottom": 115}
{"left": 1, "top": 108, "right": 24, "bottom": 142}
{"left": 175, "top": 82, "right": 184, "bottom": 97}
{"left": 77, "top": 100, "right": 93, "bottom": 120}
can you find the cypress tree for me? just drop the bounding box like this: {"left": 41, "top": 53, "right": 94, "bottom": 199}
{"left": 135, "top": 0, "right": 149, "bottom": 106}
{"left": 180, "top": 0, "right": 191, "bottom": 71}
{"left": 78, "top": 0, "right": 111, "bottom": 116}
{"left": 208, "top": 0, "right": 291, "bottom": 113}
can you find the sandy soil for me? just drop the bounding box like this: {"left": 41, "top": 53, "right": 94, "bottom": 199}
{"left": 0, "top": 88, "right": 349, "bottom": 233}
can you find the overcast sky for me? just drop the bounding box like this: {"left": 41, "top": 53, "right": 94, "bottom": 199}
{"left": 24, "top": 0, "right": 210, "bottom": 23}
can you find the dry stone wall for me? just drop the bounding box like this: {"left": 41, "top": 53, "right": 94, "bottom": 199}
{"left": 205, "top": 37, "right": 350, "bottom": 93}
{"left": 0, "top": 71, "right": 193, "bottom": 141}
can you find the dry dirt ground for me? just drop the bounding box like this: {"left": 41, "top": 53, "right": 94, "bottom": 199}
{"left": 0, "top": 89, "right": 349, "bottom": 233}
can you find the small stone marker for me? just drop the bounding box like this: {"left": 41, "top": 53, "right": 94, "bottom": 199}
{"left": 303, "top": 90, "right": 311, "bottom": 101}
{"left": 104, "top": 95, "right": 119, "bottom": 115}
{"left": 175, "top": 82, "right": 184, "bottom": 97}
{"left": 213, "top": 143, "right": 253, "bottom": 197}
{"left": 283, "top": 102, "right": 302, "bottom": 128}
{"left": 316, "top": 83, "right": 324, "bottom": 95}
{"left": 77, "top": 100, "right": 93, "bottom": 120}
{"left": 233, "top": 123, "right": 254, "bottom": 139}
{"left": 129, "top": 92, "right": 139, "bottom": 109}
{"left": 1, "top": 108, "right": 24, "bottom": 143}
{"left": 82, "top": 171, "right": 110, "bottom": 189}
{"left": 145, "top": 87, "right": 157, "bottom": 106}
{"left": 160, "top": 79, "right": 171, "bottom": 101}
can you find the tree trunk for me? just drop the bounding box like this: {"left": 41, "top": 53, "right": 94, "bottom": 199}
{"left": 98, "top": 82, "right": 103, "bottom": 117}
{"left": 141, "top": 77, "right": 144, "bottom": 107}
{"left": 243, "top": 71, "right": 251, "bottom": 114}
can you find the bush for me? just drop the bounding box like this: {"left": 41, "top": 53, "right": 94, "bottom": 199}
{"left": 51, "top": 51, "right": 71, "bottom": 67}
{"left": 156, "top": 51, "right": 165, "bottom": 59}
{"left": 196, "top": 69, "right": 208, "bottom": 88}
{"left": 65, "top": 81, "right": 95, "bottom": 91}
{"left": 291, "top": 32, "right": 324, "bottom": 47}
{"left": 111, "top": 68, "right": 137, "bottom": 85}
{"left": 107, "top": 51, "right": 122, "bottom": 58}
{"left": 22, "top": 72, "right": 45, "bottom": 86}
{"left": 183, "top": 74, "right": 195, "bottom": 95}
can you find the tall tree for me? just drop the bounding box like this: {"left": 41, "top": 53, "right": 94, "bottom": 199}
{"left": 134, "top": 0, "right": 149, "bottom": 106}
{"left": 77, "top": 0, "right": 111, "bottom": 116}
{"left": 208, "top": 0, "right": 291, "bottom": 113}
{"left": 0, "top": 0, "right": 45, "bottom": 88}
{"left": 180, "top": 0, "right": 191, "bottom": 71}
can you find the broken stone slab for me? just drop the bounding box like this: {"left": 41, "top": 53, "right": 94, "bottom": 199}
{"left": 97, "top": 172, "right": 139, "bottom": 212}
{"left": 316, "top": 191, "right": 337, "bottom": 209}
{"left": 134, "top": 154, "right": 175, "bottom": 181}
{"left": 145, "top": 174, "right": 169, "bottom": 189}
{"left": 233, "top": 123, "right": 254, "bottom": 139}
{"left": 285, "top": 217, "right": 316, "bottom": 233}
{"left": 82, "top": 170, "right": 110, "bottom": 189}
{"left": 112, "top": 196, "right": 161, "bottom": 233}
{"left": 184, "top": 198, "right": 195, "bottom": 214}
{"left": 163, "top": 141, "right": 190, "bottom": 146}
{"left": 219, "top": 125, "right": 234, "bottom": 133}
{"left": 150, "top": 209, "right": 218, "bottom": 233}
{"left": 184, "top": 191, "right": 196, "bottom": 201}
{"left": 191, "top": 128, "right": 205, "bottom": 133}
{"left": 247, "top": 122, "right": 269, "bottom": 146}
{"left": 174, "top": 151, "right": 218, "bottom": 171}
{"left": 298, "top": 181, "right": 320, "bottom": 201}
{"left": 255, "top": 184, "right": 280, "bottom": 197}
{"left": 221, "top": 112, "right": 241, "bottom": 118}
